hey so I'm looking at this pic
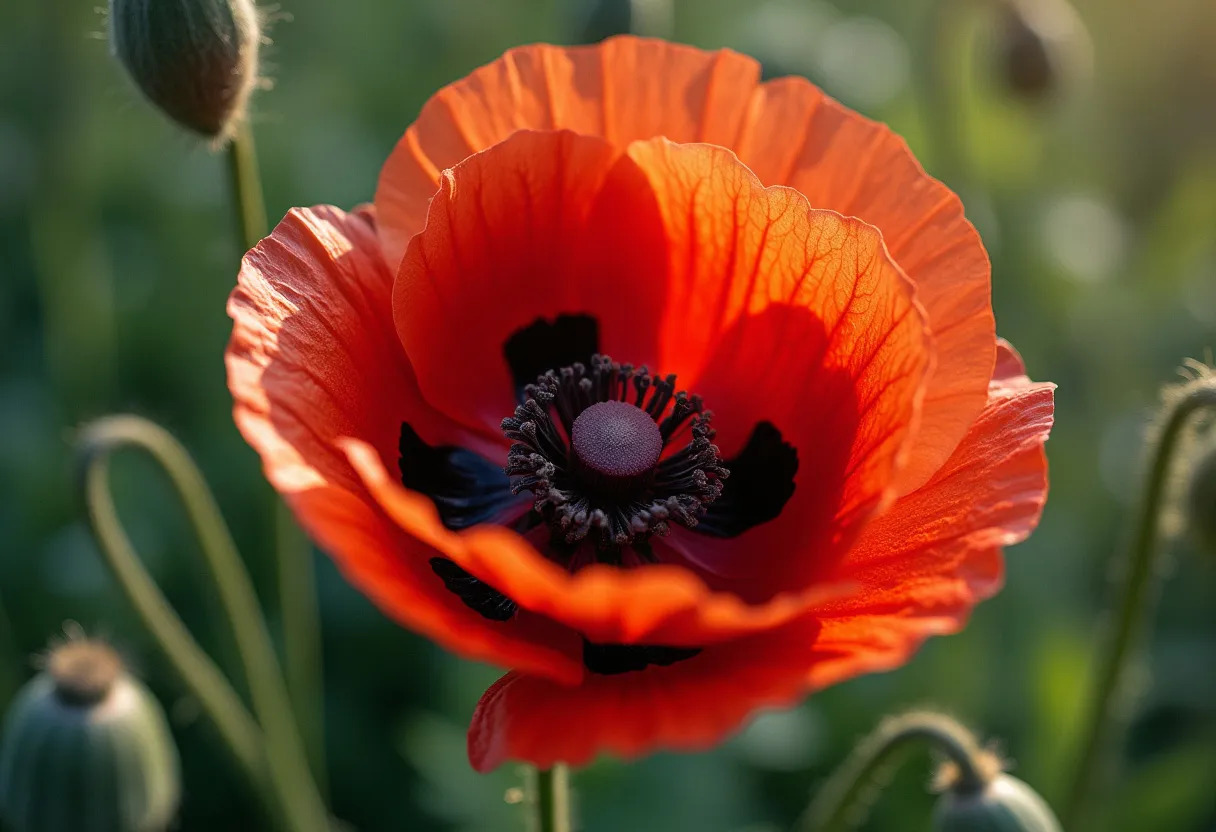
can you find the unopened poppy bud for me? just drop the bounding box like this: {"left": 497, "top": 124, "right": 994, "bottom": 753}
{"left": 0, "top": 637, "right": 180, "bottom": 832}
{"left": 994, "top": 0, "right": 1091, "bottom": 100}
{"left": 933, "top": 771, "right": 1062, "bottom": 832}
{"left": 1185, "top": 443, "right": 1216, "bottom": 557}
{"left": 108, "top": 0, "right": 261, "bottom": 140}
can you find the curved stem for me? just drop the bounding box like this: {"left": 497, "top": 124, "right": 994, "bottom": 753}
{"left": 76, "top": 426, "right": 267, "bottom": 788}
{"left": 226, "top": 120, "right": 327, "bottom": 795}
{"left": 797, "top": 712, "right": 994, "bottom": 832}
{"left": 1063, "top": 380, "right": 1216, "bottom": 829}
{"left": 531, "top": 766, "right": 572, "bottom": 832}
{"left": 75, "top": 415, "right": 328, "bottom": 832}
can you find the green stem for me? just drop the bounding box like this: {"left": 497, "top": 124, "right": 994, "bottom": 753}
{"left": 797, "top": 712, "right": 993, "bottom": 832}
{"left": 75, "top": 415, "right": 328, "bottom": 832}
{"left": 226, "top": 119, "right": 327, "bottom": 794}
{"left": 531, "top": 766, "right": 572, "bottom": 832}
{"left": 226, "top": 120, "right": 268, "bottom": 249}
{"left": 1063, "top": 380, "right": 1216, "bottom": 829}
{"left": 276, "top": 508, "right": 327, "bottom": 798}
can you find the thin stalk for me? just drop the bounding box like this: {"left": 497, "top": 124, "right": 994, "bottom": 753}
{"left": 798, "top": 712, "right": 994, "bottom": 832}
{"left": 226, "top": 120, "right": 268, "bottom": 248}
{"left": 77, "top": 429, "right": 269, "bottom": 805}
{"left": 531, "top": 766, "right": 572, "bottom": 832}
{"left": 1063, "top": 380, "right": 1216, "bottom": 829}
{"left": 226, "top": 120, "right": 327, "bottom": 794}
{"left": 276, "top": 509, "right": 327, "bottom": 797}
{"left": 76, "top": 415, "right": 328, "bottom": 832}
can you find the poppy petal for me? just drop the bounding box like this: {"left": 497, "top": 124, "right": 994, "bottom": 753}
{"left": 341, "top": 437, "right": 849, "bottom": 647}
{"left": 353, "top": 139, "right": 924, "bottom": 641}
{"left": 622, "top": 139, "right": 933, "bottom": 597}
{"left": 466, "top": 346, "right": 1052, "bottom": 771}
{"left": 735, "top": 79, "right": 994, "bottom": 496}
{"left": 467, "top": 616, "right": 825, "bottom": 772}
{"left": 807, "top": 343, "right": 1054, "bottom": 673}
{"left": 375, "top": 37, "right": 761, "bottom": 268}
{"left": 392, "top": 129, "right": 670, "bottom": 441}
{"left": 376, "top": 37, "right": 991, "bottom": 497}
{"left": 226, "top": 205, "right": 582, "bottom": 683}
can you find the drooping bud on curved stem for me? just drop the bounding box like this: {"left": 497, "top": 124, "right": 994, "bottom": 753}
{"left": 1064, "top": 369, "right": 1216, "bottom": 829}
{"left": 0, "top": 633, "right": 181, "bottom": 832}
{"left": 108, "top": 0, "right": 262, "bottom": 141}
{"left": 797, "top": 711, "right": 1039, "bottom": 832}
{"left": 933, "top": 771, "right": 1062, "bottom": 832}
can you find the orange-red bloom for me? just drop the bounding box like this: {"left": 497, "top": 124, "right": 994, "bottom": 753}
{"left": 227, "top": 37, "right": 1054, "bottom": 771}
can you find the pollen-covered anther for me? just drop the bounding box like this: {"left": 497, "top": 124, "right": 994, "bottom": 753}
{"left": 501, "top": 354, "right": 728, "bottom": 552}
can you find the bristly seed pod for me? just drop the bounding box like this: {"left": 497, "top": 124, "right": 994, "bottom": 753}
{"left": 108, "top": 0, "right": 262, "bottom": 141}
{"left": 0, "top": 634, "right": 181, "bottom": 832}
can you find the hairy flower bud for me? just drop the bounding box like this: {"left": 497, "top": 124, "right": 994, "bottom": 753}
{"left": 0, "top": 638, "right": 180, "bottom": 832}
{"left": 994, "top": 0, "right": 1092, "bottom": 100}
{"left": 109, "top": 0, "right": 261, "bottom": 139}
{"left": 933, "top": 772, "right": 1062, "bottom": 832}
{"left": 1185, "top": 443, "right": 1216, "bottom": 557}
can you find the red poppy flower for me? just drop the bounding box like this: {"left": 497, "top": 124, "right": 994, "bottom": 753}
{"left": 227, "top": 37, "right": 1054, "bottom": 771}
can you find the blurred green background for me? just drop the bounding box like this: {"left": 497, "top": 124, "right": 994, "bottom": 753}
{"left": 2, "top": 0, "right": 1215, "bottom": 829}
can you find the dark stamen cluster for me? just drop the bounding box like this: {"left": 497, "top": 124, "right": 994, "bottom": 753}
{"left": 502, "top": 355, "right": 728, "bottom": 550}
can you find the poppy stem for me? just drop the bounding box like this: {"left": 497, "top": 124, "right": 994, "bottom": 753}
{"left": 75, "top": 415, "right": 330, "bottom": 832}
{"left": 530, "top": 765, "right": 572, "bottom": 832}
{"left": 226, "top": 120, "right": 329, "bottom": 799}
{"left": 226, "top": 120, "right": 268, "bottom": 249}
{"left": 796, "top": 711, "right": 995, "bottom": 832}
{"left": 1062, "top": 378, "right": 1216, "bottom": 829}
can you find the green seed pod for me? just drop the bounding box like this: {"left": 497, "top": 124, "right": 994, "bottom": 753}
{"left": 933, "top": 773, "right": 1062, "bottom": 832}
{"left": 0, "top": 639, "right": 180, "bottom": 832}
{"left": 1185, "top": 444, "right": 1216, "bottom": 557}
{"left": 108, "top": 0, "right": 261, "bottom": 139}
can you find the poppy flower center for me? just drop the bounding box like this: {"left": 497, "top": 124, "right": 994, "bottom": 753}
{"left": 571, "top": 401, "right": 663, "bottom": 494}
{"left": 502, "top": 355, "right": 728, "bottom": 550}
